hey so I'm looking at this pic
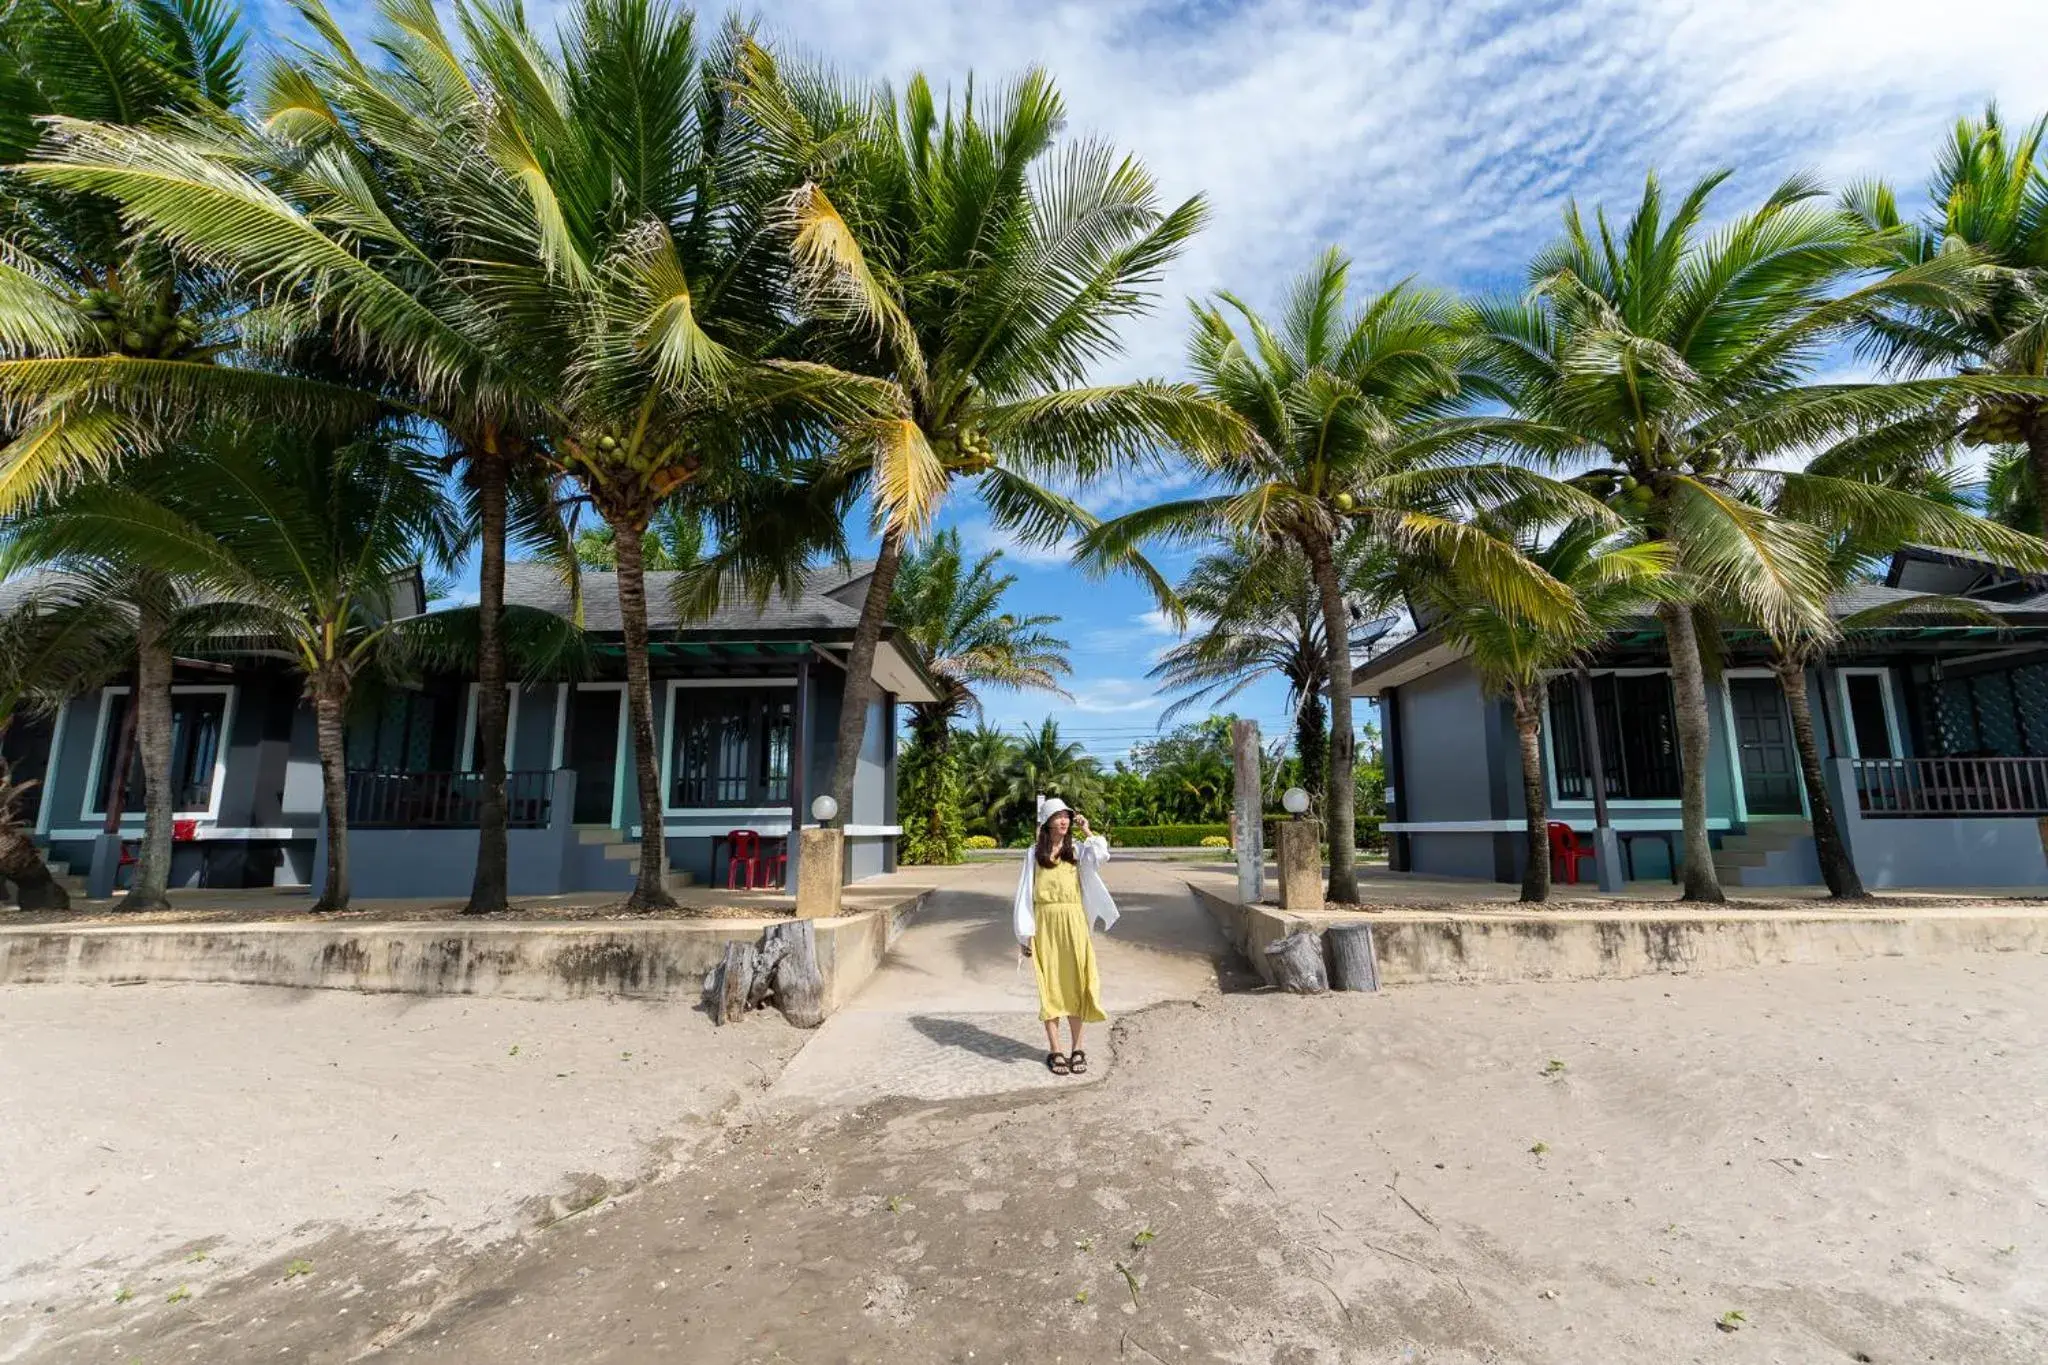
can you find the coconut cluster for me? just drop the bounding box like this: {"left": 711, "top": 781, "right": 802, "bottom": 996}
{"left": 78, "top": 288, "right": 202, "bottom": 358}
{"left": 941, "top": 424, "right": 995, "bottom": 473}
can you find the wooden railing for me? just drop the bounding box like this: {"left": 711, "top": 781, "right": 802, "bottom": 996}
{"left": 345, "top": 770, "right": 554, "bottom": 829}
{"left": 1850, "top": 757, "right": 2048, "bottom": 818}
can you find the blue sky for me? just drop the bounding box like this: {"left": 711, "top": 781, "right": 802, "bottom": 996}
{"left": 299, "top": 0, "right": 2048, "bottom": 761}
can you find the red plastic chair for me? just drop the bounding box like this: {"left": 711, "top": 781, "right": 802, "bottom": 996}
{"left": 762, "top": 838, "right": 788, "bottom": 890}
{"left": 1547, "top": 822, "right": 1596, "bottom": 885}
{"left": 725, "top": 829, "right": 763, "bottom": 890}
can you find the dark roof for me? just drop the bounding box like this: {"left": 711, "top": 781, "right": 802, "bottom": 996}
{"left": 503, "top": 559, "right": 871, "bottom": 636}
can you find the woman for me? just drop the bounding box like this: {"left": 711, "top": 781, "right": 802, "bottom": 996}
{"left": 1013, "top": 796, "right": 1119, "bottom": 1075}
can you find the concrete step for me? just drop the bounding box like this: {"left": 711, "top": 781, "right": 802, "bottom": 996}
{"left": 576, "top": 826, "right": 623, "bottom": 846}
{"left": 601, "top": 841, "right": 640, "bottom": 860}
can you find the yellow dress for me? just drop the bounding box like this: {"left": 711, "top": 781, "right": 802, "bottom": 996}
{"left": 1032, "top": 859, "right": 1105, "bottom": 1024}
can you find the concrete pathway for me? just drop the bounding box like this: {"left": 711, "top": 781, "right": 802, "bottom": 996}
{"left": 770, "top": 857, "right": 1233, "bottom": 1110}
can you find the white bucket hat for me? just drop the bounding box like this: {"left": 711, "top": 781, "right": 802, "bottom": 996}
{"left": 1035, "top": 795, "right": 1073, "bottom": 827}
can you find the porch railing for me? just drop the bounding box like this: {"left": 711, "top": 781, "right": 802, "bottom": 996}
{"left": 345, "top": 769, "right": 554, "bottom": 830}
{"left": 1850, "top": 756, "right": 2048, "bottom": 818}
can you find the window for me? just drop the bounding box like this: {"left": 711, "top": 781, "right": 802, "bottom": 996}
{"left": 1920, "top": 661, "right": 2048, "bottom": 757}
{"left": 347, "top": 688, "right": 458, "bottom": 773}
{"left": 89, "top": 689, "right": 229, "bottom": 815}
{"left": 668, "top": 690, "right": 794, "bottom": 808}
{"left": 1546, "top": 672, "right": 1681, "bottom": 801}
{"left": 1842, "top": 674, "right": 1896, "bottom": 759}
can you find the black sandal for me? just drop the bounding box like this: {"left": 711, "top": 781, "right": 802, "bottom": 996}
{"left": 1046, "top": 1051, "right": 1070, "bottom": 1075}
{"left": 1068, "top": 1050, "right": 1088, "bottom": 1075}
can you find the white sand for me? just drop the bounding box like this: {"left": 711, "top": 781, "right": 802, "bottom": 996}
{"left": 0, "top": 984, "right": 802, "bottom": 1313}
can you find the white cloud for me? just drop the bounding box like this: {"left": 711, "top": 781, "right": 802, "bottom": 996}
{"left": 732, "top": 0, "right": 2048, "bottom": 385}
{"left": 952, "top": 519, "right": 1077, "bottom": 568}
{"left": 1066, "top": 677, "right": 1167, "bottom": 714}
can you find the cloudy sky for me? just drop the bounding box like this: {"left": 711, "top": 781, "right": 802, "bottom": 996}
{"left": 312, "top": 0, "right": 2048, "bottom": 760}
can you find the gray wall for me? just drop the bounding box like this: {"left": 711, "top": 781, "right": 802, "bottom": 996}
{"left": 1827, "top": 758, "right": 2048, "bottom": 888}
{"left": 1397, "top": 661, "right": 1496, "bottom": 824}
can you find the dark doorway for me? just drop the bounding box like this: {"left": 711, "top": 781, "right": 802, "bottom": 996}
{"left": 564, "top": 688, "right": 622, "bottom": 825}
{"left": 1, "top": 716, "right": 53, "bottom": 828}
{"left": 1728, "top": 678, "right": 1802, "bottom": 816}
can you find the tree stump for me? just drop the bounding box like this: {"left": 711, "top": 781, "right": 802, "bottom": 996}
{"left": 1324, "top": 923, "right": 1379, "bottom": 992}
{"left": 717, "top": 941, "right": 757, "bottom": 1025}
{"left": 747, "top": 934, "right": 789, "bottom": 1010}
{"left": 765, "top": 919, "right": 826, "bottom": 1029}
{"left": 1265, "top": 931, "right": 1328, "bottom": 994}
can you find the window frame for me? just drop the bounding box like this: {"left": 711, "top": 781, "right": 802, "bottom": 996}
{"left": 1834, "top": 667, "right": 1903, "bottom": 761}
{"left": 78, "top": 683, "right": 237, "bottom": 823}
{"left": 658, "top": 678, "right": 799, "bottom": 815}
{"left": 1540, "top": 667, "right": 1684, "bottom": 808}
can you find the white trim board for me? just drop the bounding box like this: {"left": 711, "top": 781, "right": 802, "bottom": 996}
{"left": 1834, "top": 666, "right": 1904, "bottom": 760}
{"left": 1383, "top": 818, "right": 1733, "bottom": 834}
{"left": 78, "top": 684, "right": 237, "bottom": 824}
{"left": 460, "top": 683, "right": 521, "bottom": 771}
{"left": 33, "top": 701, "right": 69, "bottom": 838}
{"left": 45, "top": 825, "right": 311, "bottom": 842}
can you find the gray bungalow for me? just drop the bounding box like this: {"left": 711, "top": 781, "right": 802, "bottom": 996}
{"left": 1356, "top": 545, "right": 2048, "bottom": 891}
{"left": 13, "top": 560, "right": 934, "bottom": 899}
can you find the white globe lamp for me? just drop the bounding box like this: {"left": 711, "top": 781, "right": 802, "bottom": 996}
{"left": 1281, "top": 786, "right": 1310, "bottom": 817}
{"left": 810, "top": 794, "right": 839, "bottom": 824}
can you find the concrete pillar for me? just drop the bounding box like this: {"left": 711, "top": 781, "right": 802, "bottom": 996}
{"left": 1277, "top": 820, "right": 1322, "bottom": 910}
{"left": 1231, "top": 719, "right": 1264, "bottom": 905}
{"left": 795, "top": 827, "right": 844, "bottom": 919}
{"left": 87, "top": 831, "right": 123, "bottom": 900}
{"left": 1590, "top": 827, "right": 1625, "bottom": 893}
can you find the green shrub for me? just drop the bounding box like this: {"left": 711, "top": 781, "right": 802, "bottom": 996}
{"left": 962, "top": 834, "right": 998, "bottom": 850}
{"left": 1101, "top": 824, "right": 1231, "bottom": 847}
{"left": 1198, "top": 835, "right": 1230, "bottom": 849}
{"left": 1007, "top": 835, "right": 1032, "bottom": 849}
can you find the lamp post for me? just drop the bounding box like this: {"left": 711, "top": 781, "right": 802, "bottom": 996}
{"left": 795, "top": 795, "right": 844, "bottom": 919}
{"left": 1276, "top": 787, "right": 1321, "bottom": 910}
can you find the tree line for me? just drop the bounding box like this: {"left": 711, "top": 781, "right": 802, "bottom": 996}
{"left": 5, "top": 0, "right": 2048, "bottom": 910}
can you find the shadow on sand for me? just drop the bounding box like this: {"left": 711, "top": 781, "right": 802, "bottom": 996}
{"left": 908, "top": 1014, "right": 1044, "bottom": 1065}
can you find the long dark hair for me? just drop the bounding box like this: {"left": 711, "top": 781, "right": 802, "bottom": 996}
{"left": 1034, "top": 815, "right": 1077, "bottom": 870}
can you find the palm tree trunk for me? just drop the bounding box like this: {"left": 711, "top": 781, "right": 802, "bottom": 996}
{"left": 828, "top": 522, "right": 908, "bottom": 822}
{"left": 614, "top": 524, "right": 676, "bottom": 910}
{"left": 1304, "top": 532, "right": 1358, "bottom": 903}
{"left": 119, "top": 601, "right": 174, "bottom": 912}
{"left": 1294, "top": 690, "right": 1328, "bottom": 818}
{"left": 1659, "top": 601, "right": 1725, "bottom": 903}
{"left": 2026, "top": 404, "right": 2048, "bottom": 533}
{"left": 1513, "top": 684, "right": 1550, "bottom": 904}
{"left": 464, "top": 451, "right": 510, "bottom": 915}
{"left": 312, "top": 674, "right": 352, "bottom": 912}
{"left": 0, "top": 753, "right": 67, "bottom": 911}
{"left": 1776, "top": 655, "right": 1868, "bottom": 900}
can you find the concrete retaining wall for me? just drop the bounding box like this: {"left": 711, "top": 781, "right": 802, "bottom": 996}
{"left": 1188, "top": 884, "right": 2048, "bottom": 987}
{"left": 0, "top": 893, "right": 926, "bottom": 1014}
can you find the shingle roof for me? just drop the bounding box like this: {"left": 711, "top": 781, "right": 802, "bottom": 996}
{"left": 503, "top": 560, "right": 868, "bottom": 636}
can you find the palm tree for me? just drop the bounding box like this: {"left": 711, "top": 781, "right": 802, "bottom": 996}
{"left": 892, "top": 528, "right": 1069, "bottom": 863}
{"left": 2, "top": 0, "right": 384, "bottom": 909}
{"left": 1417, "top": 523, "right": 1678, "bottom": 902}
{"left": 1150, "top": 532, "right": 1394, "bottom": 819}
{"left": 1741, "top": 437, "right": 2048, "bottom": 899}
{"left": 1086, "top": 250, "right": 1597, "bottom": 902}
{"left": 19, "top": 0, "right": 582, "bottom": 912}
{"left": 735, "top": 53, "right": 1229, "bottom": 830}
{"left": 23, "top": 0, "right": 862, "bottom": 911}
{"left": 1003, "top": 718, "right": 1102, "bottom": 823}
{"left": 1846, "top": 107, "right": 2048, "bottom": 505}
{"left": 1466, "top": 169, "right": 2024, "bottom": 902}
{"left": 0, "top": 582, "right": 131, "bottom": 909}
{"left": 3, "top": 425, "right": 463, "bottom": 908}
{"left": 954, "top": 720, "right": 1017, "bottom": 838}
